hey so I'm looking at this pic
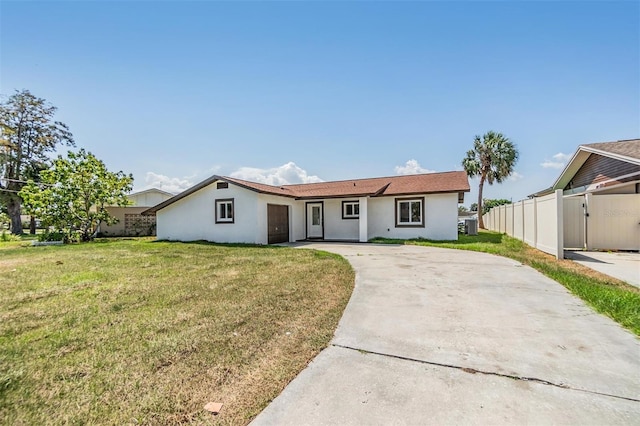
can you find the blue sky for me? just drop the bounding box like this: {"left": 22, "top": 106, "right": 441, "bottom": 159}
{"left": 1, "top": 1, "right": 638, "bottom": 206}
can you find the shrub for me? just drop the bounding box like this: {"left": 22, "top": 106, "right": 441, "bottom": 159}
{"left": 1, "top": 231, "right": 21, "bottom": 242}
{"left": 38, "top": 231, "right": 65, "bottom": 242}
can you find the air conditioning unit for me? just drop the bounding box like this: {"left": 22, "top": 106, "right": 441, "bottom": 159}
{"left": 465, "top": 219, "right": 478, "bottom": 236}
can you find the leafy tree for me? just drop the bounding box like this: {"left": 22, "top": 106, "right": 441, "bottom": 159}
{"left": 458, "top": 205, "right": 469, "bottom": 213}
{"left": 470, "top": 199, "right": 512, "bottom": 215}
{"left": 462, "top": 131, "right": 518, "bottom": 228}
{"left": 0, "top": 90, "right": 74, "bottom": 234}
{"left": 19, "top": 149, "right": 133, "bottom": 242}
{"left": 483, "top": 198, "right": 512, "bottom": 214}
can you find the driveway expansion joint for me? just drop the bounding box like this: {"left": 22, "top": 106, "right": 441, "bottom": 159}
{"left": 332, "top": 343, "right": 640, "bottom": 404}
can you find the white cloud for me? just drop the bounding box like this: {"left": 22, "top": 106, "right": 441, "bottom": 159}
{"left": 230, "top": 162, "right": 323, "bottom": 185}
{"left": 143, "top": 172, "right": 193, "bottom": 194}
{"left": 394, "top": 159, "right": 436, "bottom": 175}
{"left": 541, "top": 152, "right": 571, "bottom": 169}
{"left": 508, "top": 171, "right": 524, "bottom": 181}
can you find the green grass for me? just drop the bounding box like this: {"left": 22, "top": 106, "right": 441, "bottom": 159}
{"left": 0, "top": 239, "right": 354, "bottom": 425}
{"left": 371, "top": 231, "right": 640, "bottom": 336}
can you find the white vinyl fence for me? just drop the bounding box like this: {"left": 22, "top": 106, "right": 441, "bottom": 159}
{"left": 482, "top": 189, "right": 564, "bottom": 259}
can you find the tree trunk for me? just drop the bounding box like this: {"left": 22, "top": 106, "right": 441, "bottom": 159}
{"left": 7, "top": 196, "right": 23, "bottom": 235}
{"left": 30, "top": 216, "right": 36, "bottom": 234}
{"left": 477, "top": 176, "right": 485, "bottom": 229}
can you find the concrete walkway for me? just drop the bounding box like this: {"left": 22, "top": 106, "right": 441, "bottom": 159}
{"left": 564, "top": 250, "right": 640, "bottom": 288}
{"left": 252, "top": 243, "right": 640, "bottom": 425}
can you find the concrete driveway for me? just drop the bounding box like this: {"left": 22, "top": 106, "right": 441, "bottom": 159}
{"left": 252, "top": 243, "right": 640, "bottom": 425}
{"left": 564, "top": 250, "right": 640, "bottom": 288}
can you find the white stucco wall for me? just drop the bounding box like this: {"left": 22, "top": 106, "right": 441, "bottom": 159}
{"left": 157, "top": 183, "right": 460, "bottom": 243}
{"left": 367, "top": 193, "right": 459, "bottom": 241}
{"left": 322, "top": 199, "right": 359, "bottom": 240}
{"left": 156, "top": 183, "right": 259, "bottom": 243}
{"left": 129, "top": 190, "right": 173, "bottom": 207}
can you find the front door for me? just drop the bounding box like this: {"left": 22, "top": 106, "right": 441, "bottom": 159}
{"left": 306, "top": 202, "right": 323, "bottom": 239}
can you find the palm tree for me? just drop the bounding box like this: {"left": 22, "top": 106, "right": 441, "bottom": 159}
{"left": 462, "top": 131, "right": 518, "bottom": 229}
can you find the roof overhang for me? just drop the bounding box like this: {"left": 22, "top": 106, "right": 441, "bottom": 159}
{"left": 582, "top": 144, "right": 640, "bottom": 165}
{"left": 550, "top": 149, "right": 591, "bottom": 191}
{"left": 142, "top": 175, "right": 221, "bottom": 215}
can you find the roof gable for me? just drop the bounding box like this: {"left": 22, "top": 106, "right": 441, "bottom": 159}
{"left": 551, "top": 139, "right": 640, "bottom": 192}
{"left": 130, "top": 188, "right": 176, "bottom": 197}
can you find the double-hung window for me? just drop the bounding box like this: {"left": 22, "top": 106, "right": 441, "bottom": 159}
{"left": 342, "top": 201, "right": 360, "bottom": 219}
{"left": 215, "top": 198, "right": 234, "bottom": 223}
{"left": 395, "top": 198, "right": 424, "bottom": 227}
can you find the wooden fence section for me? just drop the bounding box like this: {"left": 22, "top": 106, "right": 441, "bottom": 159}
{"left": 483, "top": 190, "right": 564, "bottom": 259}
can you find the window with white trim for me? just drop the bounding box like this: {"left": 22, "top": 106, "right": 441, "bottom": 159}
{"left": 395, "top": 198, "right": 424, "bottom": 227}
{"left": 215, "top": 198, "right": 234, "bottom": 223}
{"left": 342, "top": 201, "right": 360, "bottom": 219}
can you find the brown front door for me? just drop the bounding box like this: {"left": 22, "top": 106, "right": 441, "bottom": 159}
{"left": 267, "top": 204, "right": 289, "bottom": 244}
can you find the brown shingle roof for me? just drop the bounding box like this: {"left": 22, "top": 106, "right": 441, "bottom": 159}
{"left": 227, "top": 171, "right": 470, "bottom": 199}
{"left": 223, "top": 176, "right": 296, "bottom": 197}
{"left": 582, "top": 139, "right": 640, "bottom": 161}
{"left": 144, "top": 171, "right": 469, "bottom": 214}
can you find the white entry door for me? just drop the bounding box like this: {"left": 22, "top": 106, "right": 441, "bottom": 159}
{"left": 307, "top": 203, "right": 323, "bottom": 239}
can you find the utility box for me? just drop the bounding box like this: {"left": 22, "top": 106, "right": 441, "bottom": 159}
{"left": 465, "top": 219, "right": 478, "bottom": 236}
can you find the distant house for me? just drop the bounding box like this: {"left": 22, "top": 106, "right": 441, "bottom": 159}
{"left": 458, "top": 210, "right": 478, "bottom": 222}
{"left": 143, "top": 171, "right": 470, "bottom": 244}
{"left": 99, "top": 188, "right": 174, "bottom": 237}
{"left": 535, "top": 139, "right": 639, "bottom": 250}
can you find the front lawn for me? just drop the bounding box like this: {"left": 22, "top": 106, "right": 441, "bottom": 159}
{"left": 372, "top": 231, "right": 640, "bottom": 336}
{"left": 0, "top": 239, "right": 354, "bottom": 424}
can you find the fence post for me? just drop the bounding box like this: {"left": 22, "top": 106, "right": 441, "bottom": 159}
{"left": 522, "top": 200, "right": 525, "bottom": 241}
{"left": 533, "top": 196, "right": 538, "bottom": 250}
{"left": 555, "top": 189, "right": 564, "bottom": 259}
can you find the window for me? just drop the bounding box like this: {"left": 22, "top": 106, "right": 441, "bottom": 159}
{"left": 215, "top": 198, "right": 234, "bottom": 223}
{"left": 216, "top": 182, "right": 229, "bottom": 189}
{"left": 311, "top": 206, "right": 321, "bottom": 225}
{"left": 395, "top": 198, "right": 424, "bottom": 227}
{"left": 342, "top": 201, "right": 360, "bottom": 219}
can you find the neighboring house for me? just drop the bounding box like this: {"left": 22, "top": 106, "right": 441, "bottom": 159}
{"left": 100, "top": 188, "right": 175, "bottom": 237}
{"left": 535, "top": 139, "right": 639, "bottom": 251}
{"left": 458, "top": 210, "right": 478, "bottom": 222}
{"left": 143, "top": 171, "right": 470, "bottom": 244}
